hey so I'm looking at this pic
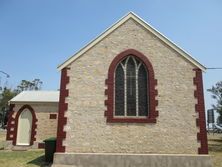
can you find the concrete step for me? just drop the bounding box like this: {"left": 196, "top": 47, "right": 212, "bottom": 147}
{"left": 11, "top": 146, "right": 31, "bottom": 151}
{"left": 52, "top": 153, "right": 213, "bottom": 167}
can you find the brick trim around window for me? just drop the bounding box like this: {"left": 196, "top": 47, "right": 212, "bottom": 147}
{"left": 13, "top": 105, "right": 38, "bottom": 146}
{"left": 105, "top": 49, "right": 158, "bottom": 123}
{"left": 56, "top": 67, "right": 69, "bottom": 152}
{"left": 193, "top": 68, "right": 208, "bottom": 154}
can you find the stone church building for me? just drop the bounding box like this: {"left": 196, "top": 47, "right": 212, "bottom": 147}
{"left": 4, "top": 11, "right": 212, "bottom": 166}
{"left": 52, "top": 12, "right": 211, "bottom": 167}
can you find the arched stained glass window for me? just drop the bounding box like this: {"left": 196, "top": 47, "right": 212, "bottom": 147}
{"left": 114, "top": 56, "right": 148, "bottom": 117}
{"left": 105, "top": 49, "right": 158, "bottom": 123}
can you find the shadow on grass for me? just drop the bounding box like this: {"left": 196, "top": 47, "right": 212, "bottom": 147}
{"left": 27, "top": 155, "right": 51, "bottom": 167}
{"left": 208, "top": 137, "right": 222, "bottom": 152}
{"left": 208, "top": 143, "right": 222, "bottom": 152}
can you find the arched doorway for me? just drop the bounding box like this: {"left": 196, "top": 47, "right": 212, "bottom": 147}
{"left": 16, "top": 109, "right": 33, "bottom": 145}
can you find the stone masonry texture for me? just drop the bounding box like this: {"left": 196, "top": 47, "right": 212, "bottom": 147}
{"left": 64, "top": 19, "right": 200, "bottom": 154}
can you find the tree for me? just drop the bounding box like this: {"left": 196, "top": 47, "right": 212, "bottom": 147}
{"left": 15, "top": 79, "right": 43, "bottom": 93}
{"left": 0, "top": 87, "right": 17, "bottom": 128}
{"left": 207, "top": 81, "right": 222, "bottom": 123}
{"left": 0, "top": 78, "right": 43, "bottom": 128}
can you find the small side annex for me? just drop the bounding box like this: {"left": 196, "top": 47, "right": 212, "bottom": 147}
{"left": 5, "top": 91, "right": 59, "bottom": 150}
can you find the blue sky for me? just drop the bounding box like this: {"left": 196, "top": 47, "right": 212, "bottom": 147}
{"left": 0, "top": 0, "right": 222, "bottom": 111}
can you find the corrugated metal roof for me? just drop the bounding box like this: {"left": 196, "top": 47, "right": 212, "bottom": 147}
{"left": 9, "top": 91, "right": 59, "bottom": 103}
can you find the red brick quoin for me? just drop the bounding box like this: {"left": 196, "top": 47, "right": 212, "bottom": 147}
{"left": 13, "top": 105, "right": 38, "bottom": 145}
{"left": 6, "top": 104, "right": 15, "bottom": 141}
{"left": 193, "top": 68, "right": 208, "bottom": 154}
{"left": 105, "top": 49, "right": 158, "bottom": 123}
{"left": 56, "top": 68, "right": 69, "bottom": 152}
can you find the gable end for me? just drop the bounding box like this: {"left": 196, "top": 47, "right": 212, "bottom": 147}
{"left": 58, "top": 12, "right": 206, "bottom": 72}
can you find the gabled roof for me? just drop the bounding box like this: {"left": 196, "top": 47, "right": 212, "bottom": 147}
{"left": 58, "top": 12, "right": 206, "bottom": 71}
{"left": 9, "top": 91, "right": 59, "bottom": 104}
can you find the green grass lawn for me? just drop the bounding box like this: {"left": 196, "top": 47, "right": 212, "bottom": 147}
{"left": 208, "top": 133, "right": 222, "bottom": 167}
{"left": 0, "top": 130, "right": 221, "bottom": 166}
{"left": 0, "top": 150, "right": 48, "bottom": 167}
{"left": 0, "top": 130, "right": 50, "bottom": 167}
{"left": 0, "top": 130, "right": 6, "bottom": 149}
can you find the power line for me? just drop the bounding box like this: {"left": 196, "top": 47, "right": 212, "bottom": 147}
{"left": 207, "top": 68, "right": 222, "bottom": 70}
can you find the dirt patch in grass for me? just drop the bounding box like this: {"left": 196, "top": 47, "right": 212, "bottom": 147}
{"left": 208, "top": 133, "right": 222, "bottom": 167}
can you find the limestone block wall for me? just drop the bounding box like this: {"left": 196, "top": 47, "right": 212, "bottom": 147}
{"left": 11, "top": 103, "right": 58, "bottom": 143}
{"left": 63, "top": 19, "right": 199, "bottom": 154}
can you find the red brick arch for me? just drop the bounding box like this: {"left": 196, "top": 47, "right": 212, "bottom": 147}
{"left": 13, "top": 105, "right": 38, "bottom": 145}
{"left": 105, "top": 49, "right": 158, "bottom": 123}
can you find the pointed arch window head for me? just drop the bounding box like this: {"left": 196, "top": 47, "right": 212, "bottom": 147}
{"left": 105, "top": 49, "right": 158, "bottom": 123}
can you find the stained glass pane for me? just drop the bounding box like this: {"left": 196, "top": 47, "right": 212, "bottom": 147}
{"left": 126, "top": 58, "right": 136, "bottom": 116}
{"left": 115, "top": 64, "right": 124, "bottom": 116}
{"left": 138, "top": 64, "right": 148, "bottom": 116}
